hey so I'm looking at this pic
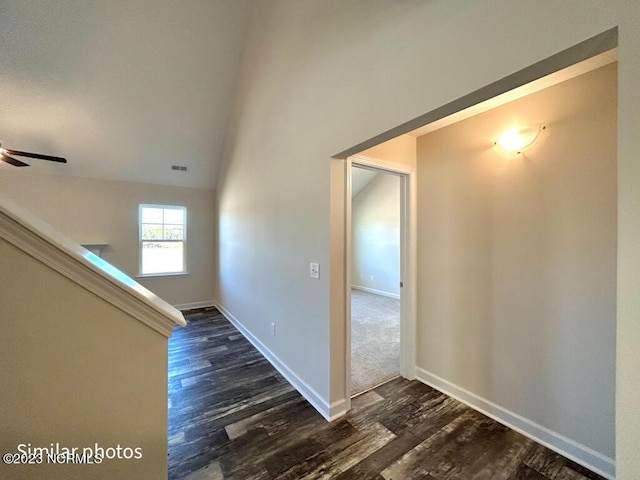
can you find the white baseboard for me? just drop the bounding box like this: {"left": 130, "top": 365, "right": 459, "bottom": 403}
{"left": 415, "top": 367, "right": 615, "bottom": 480}
{"left": 173, "top": 300, "right": 217, "bottom": 311}
{"left": 215, "top": 302, "right": 344, "bottom": 422}
{"left": 328, "top": 398, "right": 348, "bottom": 421}
{"left": 351, "top": 284, "right": 400, "bottom": 300}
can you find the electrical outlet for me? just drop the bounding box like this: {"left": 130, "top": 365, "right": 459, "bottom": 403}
{"left": 310, "top": 263, "right": 320, "bottom": 279}
{"left": 271, "top": 322, "right": 276, "bottom": 336}
{"left": 360, "top": 273, "right": 363, "bottom": 279}
{"left": 370, "top": 275, "right": 374, "bottom": 281}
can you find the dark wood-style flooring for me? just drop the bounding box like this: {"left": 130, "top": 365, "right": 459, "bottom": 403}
{"left": 168, "top": 307, "right": 606, "bottom": 480}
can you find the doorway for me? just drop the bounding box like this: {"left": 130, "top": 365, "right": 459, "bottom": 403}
{"left": 346, "top": 155, "right": 415, "bottom": 399}
{"left": 350, "top": 166, "right": 401, "bottom": 395}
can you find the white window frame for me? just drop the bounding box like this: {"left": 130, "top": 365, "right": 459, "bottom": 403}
{"left": 138, "top": 204, "right": 188, "bottom": 277}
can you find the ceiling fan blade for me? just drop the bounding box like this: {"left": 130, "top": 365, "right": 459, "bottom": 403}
{"left": 1, "top": 154, "right": 29, "bottom": 167}
{"left": 5, "top": 148, "right": 67, "bottom": 163}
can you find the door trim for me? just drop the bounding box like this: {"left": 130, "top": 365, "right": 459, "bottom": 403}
{"left": 345, "top": 154, "right": 417, "bottom": 403}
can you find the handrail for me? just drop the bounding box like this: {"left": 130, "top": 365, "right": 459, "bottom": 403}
{"left": 0, "top": 197, "right": 186, "bottom": 337}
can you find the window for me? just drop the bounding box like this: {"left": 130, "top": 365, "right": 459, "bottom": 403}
{"left": 139, "top": 205, "right": 187, "bottom": 276}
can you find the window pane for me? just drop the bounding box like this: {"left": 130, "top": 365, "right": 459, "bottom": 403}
{"left": 142, "top": 207, "right": 163, "bottom": 224}
{"left": 139, "top": 205, "right": 187, "bottom": 276}
{"left": 142, "top": 224, "right": 163, "bottom": 240}
{"left": 163, "top": 225, "right": 184, "bottom": 240}
{"left": 164, "top": 208, "right": 184, "bottom": 225}
{"left": 141, "top": 242, "right": 184, "bottom": 274}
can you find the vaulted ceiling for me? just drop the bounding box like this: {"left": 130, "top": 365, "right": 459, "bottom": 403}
{"left": 0, "top": 0, "right": 252, "bottom": 189}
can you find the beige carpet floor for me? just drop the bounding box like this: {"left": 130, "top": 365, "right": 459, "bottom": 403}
{"left": 351, "top": 289, "right": 400, "bottom": 396}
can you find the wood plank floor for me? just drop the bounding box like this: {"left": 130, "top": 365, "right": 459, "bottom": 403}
{"left": 168, "top": 307, "right": 606, "bottom": 480}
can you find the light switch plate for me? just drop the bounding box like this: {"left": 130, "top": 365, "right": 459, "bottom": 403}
{"left": 310, "top": 262, "right": 320, "bottom": 279}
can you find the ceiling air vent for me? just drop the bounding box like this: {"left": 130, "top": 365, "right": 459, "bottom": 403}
{"left": 171, "top": 165, "right": 188, "bottom": 172}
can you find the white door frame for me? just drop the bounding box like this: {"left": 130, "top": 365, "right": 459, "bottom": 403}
{"left": 345, "top": 154, "right": 417, "bottom": 402}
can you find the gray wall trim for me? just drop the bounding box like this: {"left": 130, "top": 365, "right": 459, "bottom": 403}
{"left": 332, "top": 27, "right": 618, "bottom": 159}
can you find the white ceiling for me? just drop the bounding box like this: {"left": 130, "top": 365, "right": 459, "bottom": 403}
{"left": 0, "top": 0, "right": 252, "bottom": 189}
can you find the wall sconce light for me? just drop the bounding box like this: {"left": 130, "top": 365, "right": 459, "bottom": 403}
{"left": 494, "top": 125, "right": 546, "bottom": 155}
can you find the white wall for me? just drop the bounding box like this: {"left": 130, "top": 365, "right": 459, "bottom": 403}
{"left": 351, "top": 171, "right": 400, "bottom": 297}
{"left": 616, "top": 2, "right": 640, "bottom": 477}
{"left": 215, "top": 3, "right": 640, "bottom": 476}
{"left": 417, "top": 64, "right": 616, "bottom": 466}
{"left": 0, "top": 171, "right": 215, "bottom": 307}
{"left": 0, "top": 237, "right": 169, "bottom": 479}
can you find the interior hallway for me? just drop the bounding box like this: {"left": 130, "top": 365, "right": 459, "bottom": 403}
{"left": 168, "top": 308, "right": 605, "bottom": 480}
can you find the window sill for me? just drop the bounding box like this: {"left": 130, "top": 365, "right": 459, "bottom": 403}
{"left": 137, "top": 272, "right": 189, "bottom": 279}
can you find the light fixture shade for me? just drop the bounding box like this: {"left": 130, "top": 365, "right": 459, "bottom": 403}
{"left": 495, "top": 125, "right": 545, "bottom": 155}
